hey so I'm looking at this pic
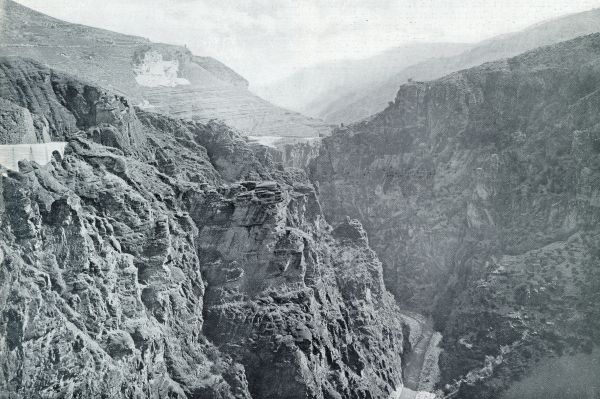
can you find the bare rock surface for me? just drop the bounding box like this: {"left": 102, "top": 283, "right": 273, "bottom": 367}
{"left": 0, "top": 57, "right": 406, "bottom": 398}
{"left": 310, "top": 34, "right": 600, "bottom": 398}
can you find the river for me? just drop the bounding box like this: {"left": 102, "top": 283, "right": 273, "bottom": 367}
{"left": 393, "top": 311, "right": 443, "bottom": 399}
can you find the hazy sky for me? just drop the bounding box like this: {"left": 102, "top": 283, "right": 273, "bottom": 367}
{"left": 14, "top": 0, "right": 600, "bottom": 86}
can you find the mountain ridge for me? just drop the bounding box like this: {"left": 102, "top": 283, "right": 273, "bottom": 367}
{"left": 310, "top": 6, "right": 600, "bottom": 125}
{"left": 255, "top": 42, "right": 472, "bottom": 117}
{"left": 0, "top": 0, "right": 330, "bottom": 138}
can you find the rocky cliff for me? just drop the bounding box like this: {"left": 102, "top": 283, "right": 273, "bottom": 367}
{"left": 310, "top": 34, "right": 600, "bottom": 398}
{"left": 0, "top": 0, "right": 330, "bottom": 138}
{"left": 0, "top": 57, "right": 407, "bottom": 398}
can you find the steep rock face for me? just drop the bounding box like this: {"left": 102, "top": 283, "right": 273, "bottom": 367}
{"left": 248, "top": 137, "right": 323, "bottom": 169}
{"left": 0, "top": 58, "right": 407, "bottom": 398}
{"left": 0, "top": 0, "right": 330, "bottom": 138}
{"left": 0, "top": 56, "right": 143, "bottom": 146}
{"left": 310, "top": 34, "right": 600, "bottom": 397}
{"left": 191, "top": 181, "right": 405, "bottom": 399}
{"left": 277, "top": 139, "right": 323, "bottom": 169}
{"left": 0, "top": 140, "right": 250, "bottom": 399}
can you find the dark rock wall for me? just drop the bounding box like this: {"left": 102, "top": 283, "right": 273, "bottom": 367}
{"left": 0, "top": 145, "right": 253, "bottom": 399}
{"left": 192, "top": 183, "right": 404, "bottom": 399}
{"left": 310, "top": 34, "right": 600, "bottom": 397}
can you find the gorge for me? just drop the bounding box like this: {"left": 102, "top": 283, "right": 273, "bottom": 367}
{"left": 1, "top": 1, "right": 600, "bottom": 398}
{"left": 309, "top": 33, "right": 600, "bottom": 398}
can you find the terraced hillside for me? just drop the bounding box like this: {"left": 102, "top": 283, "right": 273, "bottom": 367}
{"left": 0, "top": 0, "right": 330, "bottom": 137}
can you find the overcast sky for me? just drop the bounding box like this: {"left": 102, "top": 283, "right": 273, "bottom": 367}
{"left": 14, "top": 0, "right": 600, "bottom": 86}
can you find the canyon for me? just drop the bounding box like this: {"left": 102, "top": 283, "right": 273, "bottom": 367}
{"left": 1, "top": 1, "right": 600, "bottom": 398}
{"left": 0, "top": 56, "right": 412, "bottom": 399}
{"left": 309, "top": 33, "right": 600, "bottom": 398}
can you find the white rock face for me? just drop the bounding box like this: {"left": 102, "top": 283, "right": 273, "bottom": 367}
{"left": 133, "top": 51, "right": 190, "bottom": 87}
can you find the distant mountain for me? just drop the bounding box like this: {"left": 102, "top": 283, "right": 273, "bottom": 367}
{"left": 309, "top": 7, "right": 600, "bottom": 125}
{"left": 0, "top": 0, "right": 330, "bottom": 137}
{"left": 255, "top": 42, "right": 471, "bottom": 117}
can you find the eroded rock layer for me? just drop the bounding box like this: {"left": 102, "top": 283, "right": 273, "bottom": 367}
{"left": 310, "top": 34, "right": 600, "bottom": 398}
{"left": 0, "top": 57, "right": 406, "bottom": 399}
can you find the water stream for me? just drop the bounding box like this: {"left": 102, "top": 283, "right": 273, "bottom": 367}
{"left": 393, "top": 312, "right": 443, "bottom": 399}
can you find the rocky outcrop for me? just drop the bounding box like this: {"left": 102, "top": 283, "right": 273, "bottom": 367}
{"left": 0, "top": 57, "right": 407, "bottom": 398}
{"left": 0, "top": 57, "right": 139, "bottom": 144}
{"left": 193, "top": 187, "right": 405, "bottom": 398}
{"left": 310, "top": 34, "right": 600, "bottom": 397}
{"left": 0, "top": 139, "right": 250, "bottom": 399}
{"left": 277, "top": 139, "right": 323, "bottom": 169}
{"left": 0, "top": 0, "right": 330, "bottom": 138}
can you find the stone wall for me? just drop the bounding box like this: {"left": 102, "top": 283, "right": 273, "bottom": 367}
{"left": 0, "top": 142, "right": 66, "bottom": 171}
